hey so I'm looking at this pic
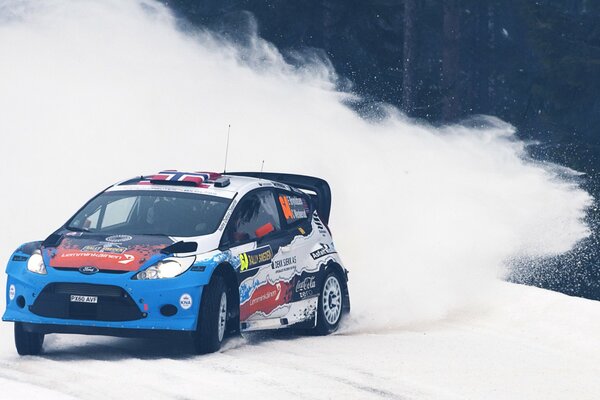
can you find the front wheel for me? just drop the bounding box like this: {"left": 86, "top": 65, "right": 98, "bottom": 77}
{"left": 314, "top": 272, "right": 344, "bottom": 335}
{"left": 192, "top": 276, "right": 229, "bottom": 354}
{"left": 14, "top": 322, "right": 44, "bottom": 356}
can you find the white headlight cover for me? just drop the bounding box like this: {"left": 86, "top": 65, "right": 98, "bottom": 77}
{"left": 136, "top": 256, "right": 195, "bottom": 280}
{"left": 27, "top": 250, "right": 47, "bottom": 275}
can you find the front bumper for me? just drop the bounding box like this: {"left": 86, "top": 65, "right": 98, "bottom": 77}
{"left": 3, "top": 253, "right": 214, "bottom": 332}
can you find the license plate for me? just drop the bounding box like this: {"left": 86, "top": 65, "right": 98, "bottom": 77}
{"left": 70, "top": 295, "right": 98, "bottom": 304}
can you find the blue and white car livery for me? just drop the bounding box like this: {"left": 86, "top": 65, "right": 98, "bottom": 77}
{"left": 3, "top": 171, "right": 350, "bottom": 355}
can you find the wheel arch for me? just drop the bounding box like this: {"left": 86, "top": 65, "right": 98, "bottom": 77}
{"left": 209, "top": 262, "right": 240, "bottom": 333}
{"left": 322, "top": 261, "right": 350, "bottom": 313}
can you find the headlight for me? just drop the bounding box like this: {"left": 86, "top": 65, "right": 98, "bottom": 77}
{"left": 27, "top": 250, "right": 47, "bottom": 275}
{"left": 135, "top": 256, "right": 195, "bottom": 280}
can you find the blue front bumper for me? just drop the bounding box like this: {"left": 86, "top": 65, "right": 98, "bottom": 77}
{"left": 3, "top": 252, "right": 215, "bottom": 332}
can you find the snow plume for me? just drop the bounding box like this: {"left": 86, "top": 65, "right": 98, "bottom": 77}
{"left": 0, "top": 0, "right": 592, "bottom": 330}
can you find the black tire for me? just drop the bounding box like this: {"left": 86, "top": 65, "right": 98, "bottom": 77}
{"left": 14, "top": 322, "right": 44, "bottom": 356}
{"left": 314, "top": 272, "right": 345, "bottom": 335}
{"left": 192, "top": 275, "right": 229, "bottom": 354}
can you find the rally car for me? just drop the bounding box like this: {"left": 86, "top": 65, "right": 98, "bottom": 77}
{"left": 3, "top": 171, "right": 350, "bottom": 355}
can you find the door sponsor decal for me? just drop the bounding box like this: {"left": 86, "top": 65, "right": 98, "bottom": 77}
{"left": 239, "top": 245, "right": 273, "bottom": 272}
{"left": 240, "top": 281, "right": 291, "bottom": 321}
{"left": 272, "top": 255, "right": 296, "bottom": 271}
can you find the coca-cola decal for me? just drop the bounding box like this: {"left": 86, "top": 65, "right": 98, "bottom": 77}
{"left": 295, "top": 274, "right": 318, "bottom": 299}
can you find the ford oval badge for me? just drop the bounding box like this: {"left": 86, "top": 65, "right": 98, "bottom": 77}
{"left": 79, "top": 266, "right": 99, "bottom": 275}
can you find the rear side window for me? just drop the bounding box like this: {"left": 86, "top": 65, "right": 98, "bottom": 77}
{"left": 278, "top": 193, "right": 311, "bottom": 225}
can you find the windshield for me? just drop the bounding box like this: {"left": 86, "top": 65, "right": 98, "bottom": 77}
{"left": 67, "top": 190, "right": 231, "bottom": 237}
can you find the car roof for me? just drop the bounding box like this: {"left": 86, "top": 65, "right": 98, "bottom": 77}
{"left": 104, "top": 170, "right": 284, "bottom": 199}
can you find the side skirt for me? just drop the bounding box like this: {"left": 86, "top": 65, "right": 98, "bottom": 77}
{"left": 20, "top": 322, "right": 189, "bottom": 339}
{"left": 241, "top": 297, "right": 318, "bottom": 332}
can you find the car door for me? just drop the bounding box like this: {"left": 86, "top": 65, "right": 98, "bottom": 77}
{"left": 221, "top": 188, "right": 293, "bottom": 330}
{"left": 270, "top": 190, "right": 324, "bottom": 325}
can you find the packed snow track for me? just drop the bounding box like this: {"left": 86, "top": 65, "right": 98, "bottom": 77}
{"left": 1, "top": 283, "right": 599, "bottom": 400}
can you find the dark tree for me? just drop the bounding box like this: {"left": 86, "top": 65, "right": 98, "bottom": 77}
{"left": 163, "top": 0, "right": 600, "bottom": 300}
{"left": 442, "top": 0, "right": 461, "bottom": 121}
{"left": 402, "top": 0, "right": 417, "bottom": 114}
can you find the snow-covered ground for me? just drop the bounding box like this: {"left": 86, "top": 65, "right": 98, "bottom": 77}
{"left": 1, "top": 282, "right": 598, "bottom": 400}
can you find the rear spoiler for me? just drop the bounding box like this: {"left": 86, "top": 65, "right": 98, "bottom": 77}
{"left": 227, "top": 172, "right": 332, "bottom": 225}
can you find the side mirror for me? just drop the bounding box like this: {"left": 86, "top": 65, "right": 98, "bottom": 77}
{"left": 161, "top": 241, "right": 198, "bottom": 254}
{"left": 42, "top": 233, "right": 63, "bottom": 248}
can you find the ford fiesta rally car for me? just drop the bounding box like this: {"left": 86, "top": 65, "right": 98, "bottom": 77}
{"left": 3, "top": 171, "right": 350, "bottom": 355}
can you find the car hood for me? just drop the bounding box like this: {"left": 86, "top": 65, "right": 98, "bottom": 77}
{"left": 45, "top": 232, "right": 176, "bottom": 272}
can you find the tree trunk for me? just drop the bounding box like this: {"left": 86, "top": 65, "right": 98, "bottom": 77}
{"left": 402, "top": 0, "right": 418, "bottom": 115}
{"left": 473, "top": 0, "right": 490, "bottom": 113}
{"left": 442, "top": 0, "right": 461, "bottom": 121}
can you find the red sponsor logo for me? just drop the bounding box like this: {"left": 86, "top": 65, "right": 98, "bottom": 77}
{"left": 57, "top": 251, "right": 135, "bottom": 269}
{"left": 49, "top": 236, "right": 173, "bottom": 271}
{"left": 240, "top": 281, "right": 291, "bottom": 321}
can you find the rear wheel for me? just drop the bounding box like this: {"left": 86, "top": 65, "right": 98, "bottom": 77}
{"left": 314, "top": 272, "right": 344, "bottom": 335}
{"left": 192, "top": 276, "right": 229, "bottom": 354}
{"left": 14, "top": 322, "right": 44, "bottom": 356}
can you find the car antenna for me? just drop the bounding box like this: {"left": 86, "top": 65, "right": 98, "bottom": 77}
{"left": 260, "top": 160, "right": 265, "bottom": 172}
{"left": 223, "top": 124, "right": 231, "bottom": 173}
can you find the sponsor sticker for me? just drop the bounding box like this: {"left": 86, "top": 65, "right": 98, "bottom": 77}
{"left": 105, "top": 235, "right": 133, "bottom": 243}
{"left": 239, "top": 278, "right": 264, "bottom": 303}
{"left": 272, "top": 182, "right": 289, "bottom": 190}
{"left": 310, "top": 243, "right": 337, "bottom": 260}
{"left": 107, "top": 184, "right": 236, "bottom": 199}
{"left": 100, "top": 245, "right": 127, "bottom": 254}
{"left": 240, "top": 281, "right": 288, "bottom": 321}
{"left": 179, "top": 293, "right": 193, "bottom": 310}
{"left": 295, "top": 276, "right": 316, "bottom": 292}
{"left": 218, "top": 200, "right": 237, "bottom": 231}
{"left": 313, "top": 215, "right": 328, "bottom": 235}
{"left": 9, "top": 284, "right": 15, "bottom": 301}
{"left": 272, "top": 256, "right": 297, "bottom": 270}
{"left": 81, "top": 245, "right": 103, "bottom": 252}
{"left": 250, "top": 284, "right": 281, "bottom": 306}
{"left": 82, "top": 243, "right": 127, "bottom": 254}
{"left": 295, "top": 276, "right": 316, "bottom": 299}
{"left": 59, "top": 251, "right": 135, "bottom": 265}
{"left": 279, "top": 195, "right": 309, "bottom": 222}
{"left": 65, "top": 232, "right": 83, "bottom": 237}
{"left": 118, "top": 254, "right": 135, "bottom": 264}
{"left": 240, "top": 246, "right": 274, "bottom": 272}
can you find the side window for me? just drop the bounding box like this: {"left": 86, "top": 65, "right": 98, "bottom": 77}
{"left": 278, "top": 192, "right": 311, "bottom": 226}
{"left": 82, "top": 207, "right": 101, "bottom": 230}
{"left": 228, "top": 190, "right": 282, "bottom": 244}
{"left": 101, "top": 197, "right": 137, "bottom": 229}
